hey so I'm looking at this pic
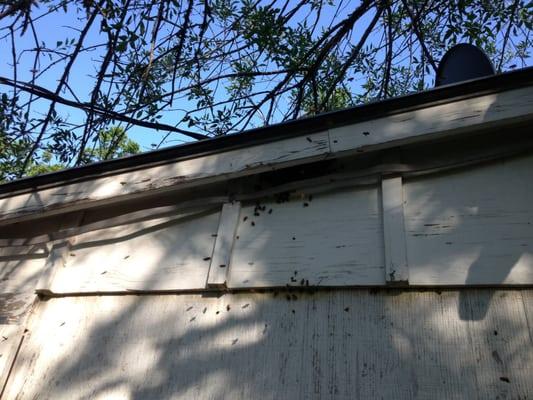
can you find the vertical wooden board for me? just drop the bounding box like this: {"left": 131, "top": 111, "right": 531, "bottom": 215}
{"left": 381, "top": 177, "right": 409, "bottom": 283}
{"left": 462, "top": 290, "right": 533, "bottom": 399}
{"left": 521, "top": 291, "right": 533, "bottom": 349}
{"left": 228, "top": 187, "right": 385, "bottom": 288}
{"left": 0, "top": 324, "right": 24, "bottom": 396}
{"left": 45, "top": 209, "right": 221, "bottom": 293}
{"left": 4, "top": 290, "right": 533, "bottom": 399}
{"left": 206, "top": 202, "right": 241, "bottom": 288}
{"left": 0, "top": 247, "right": 49, "bottom": 391}
{"left": 404, "top": 154, "right": 533, "bottom": 285}
{"left": 392, "top": 291, "right": 482, "bottom": 399}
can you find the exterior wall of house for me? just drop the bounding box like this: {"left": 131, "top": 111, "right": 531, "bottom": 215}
{"left": 21, "top": 152, "right": 533, "bottom": 297}
{"left": 0, "top": 136, "right": 533, "bottom": 397}
{"left": 2, "top": 289, "right": 533, "bottom": 400}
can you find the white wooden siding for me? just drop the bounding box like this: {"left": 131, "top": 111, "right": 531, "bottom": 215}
{"left": 0, "top": 247, "right": 47, "bottom": 393}
{"left": 39, "top": 209, "right": 221, "bottom": 294}
{"left": 206, "top": 202, "right": 241, "bottom": 288}
{"left": 24, "top": 153, "right": 533, "bottom": 292}
{"left": 381, "top": 176, "right": 409, "bottom": 284}
{"left": 0, "top": 131, "right": 330, "bottom": 225}
{"left": 1, "top": 85, "right": 532, "bottom": 227}
{"left": 3, "top": 289, "right": 533, "bottom": 399}
{"left": 329, "top": 86, "right": 533, "bottom": 155}
{"left": 404, "top": 155, "right": 533, "bottom": 285}
{"left": 228, "top": 187, "right": 385, "bottom": 288}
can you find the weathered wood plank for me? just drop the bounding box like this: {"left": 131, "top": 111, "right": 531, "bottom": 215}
{"left": 229, "top": 187, "right": 385, "bottom": 288}
{"left": 3, "top": 289, "right": 533, "bottom": 399}
{"left": 35, "top": 212, "right": 84, "bottom": 296}
{"left": 329, "top": 86, "right": 533, "bottom": 156}
{"left": 39, "top": 209, "right": 221, "bottom": 294}
{"left": 0, "top": 255, "right": 47, "bottom": 295}
{"left": 461, "top": 290, "right": 533, "bottom": 399}
{"left": 521, "top": 290, "right": 533, "bottom": 350}
{"left": 0, "top": 131, "right": 330, "bottom": 226}
{"left": 0, "top": 245, "right": 48, "bottom": 257}
{"left": 0, "top": 324, "right": 24, "bottom": 398}
{"left": 34, "top": 241, "right": 75, "bottom": 296}
{"left": 394, "top": 291, "right": 480, "bottom": 399}
{"left": 381, "top": 176, "right": 409, "bottom": 284}
{"left": 0, "top": 293, "right": 34, "bottom": 325}
{"left": 404, "top": 154, "right": 533, "bottom": 285}
{"left": 2, "top": 86, "right": 532, "bottom": 228}
{"left": 206, "top": 202, "right": 241, "bottom": 288}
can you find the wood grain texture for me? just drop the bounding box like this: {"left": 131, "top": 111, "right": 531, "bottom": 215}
{"left": 228, "top": 187, "right": 385, "bottom": 288}
{"left": 40, "top": 209, "right": 221, "bottom": 294}
{"left": 35, "top": 241, "right": 75, "bottom": 296}
{"left": 0, "top": 243, "right": 49, "bottom": 397}
{"left": 206, "top": 202, "right": 241, "bottom": 288}
{"left": 0, "top": 324, "right": 24, "bottom": 397}
{"left": 329, "top": 86, "right": 533, "bottom": 156}
{"left": 404, "top": 154, "right": 533, "bottom": 285}
{"left": 3, "top": 289, "right": 533, "bottom": 399}
{"left": 0, "top": 246, "right": 47, "bottom": 310}
{"left": 0, "top": 132, "right": 329, "bottom": 225}
{"left": 381, "top": 177, "right": 409, "bottom": 284}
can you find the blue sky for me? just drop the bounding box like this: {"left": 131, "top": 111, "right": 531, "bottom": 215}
{"left": 0, "top": 1, "right": 530, "bottom": 163}
{"left": 0, "top": 1, "right": 384, "bottom": 154}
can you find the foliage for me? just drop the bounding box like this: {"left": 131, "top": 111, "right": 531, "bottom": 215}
{"left": 0, "top": 124, "right": 139, "bottom": 181}
{"left": 0, "top": 0, "right": 530, "bottom": 179}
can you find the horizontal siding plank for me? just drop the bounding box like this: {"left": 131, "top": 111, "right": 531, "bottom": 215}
{"left": 228, "top": 187, "right": 385, "bottom": 288}
{"left": 0, "top": 132, "right": 330, "bottom": 225}
{"left": 405, "top": 154, "right": 533, "bottom": 285}
{"left": 329, "top": 86, "right": 533, "bottom": 155}
{"left": 1, "top": 86, "right": 532, "bottom": 227}
{"left": 40, "top": 209, "right": 221, "bottom": 294}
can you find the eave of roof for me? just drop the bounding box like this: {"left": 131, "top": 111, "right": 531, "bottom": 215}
{"left": 1, "top": 66, "right": 532, "bottom": 195}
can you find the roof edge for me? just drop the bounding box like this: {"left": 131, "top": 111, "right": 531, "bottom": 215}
{"left": 1, "top": 66, "right": 532, "bottom": 195}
